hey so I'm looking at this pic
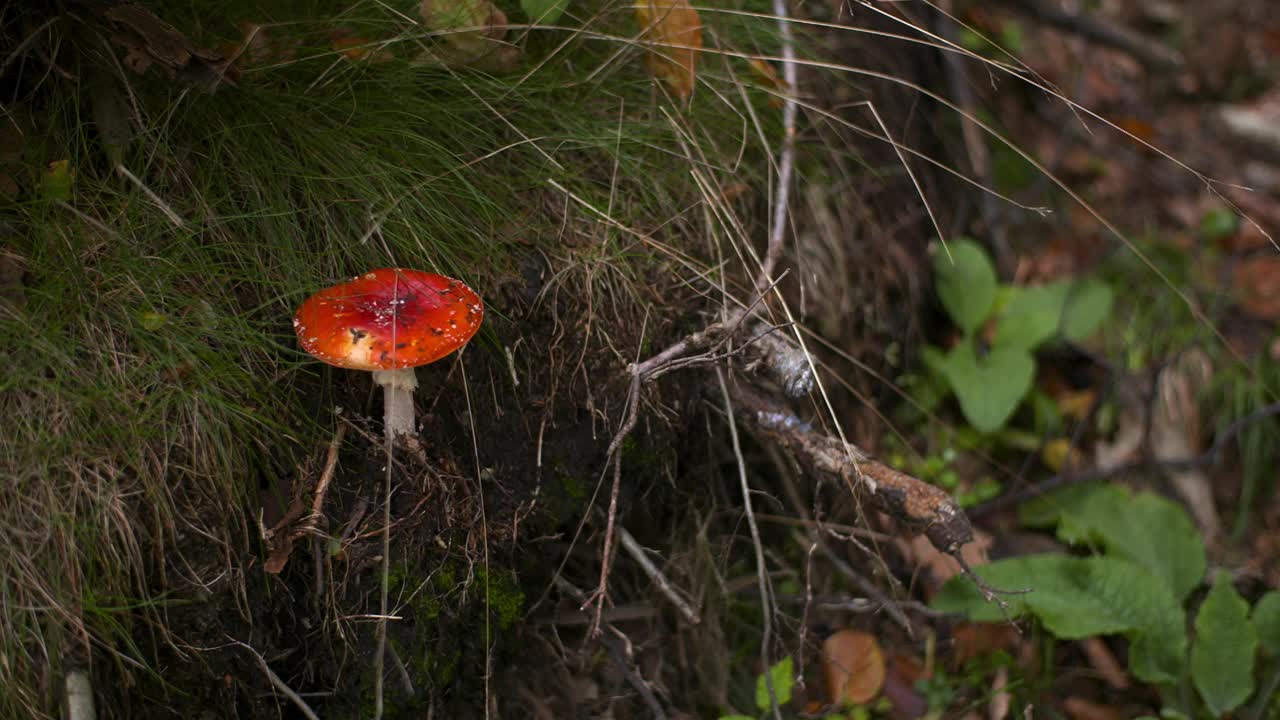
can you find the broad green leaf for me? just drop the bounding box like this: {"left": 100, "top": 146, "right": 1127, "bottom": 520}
{"left": 932, "top": 554, "right": 1186, "bottom": 682}
{"left": 1018, "top": 482, "right": 1104, "bottom": 529}
{"left": 1070, "top": 487, "right": 1204, "bottom": 601}
{"left": 1251, "top": 591, "right": 1280, "bottom": 655}
{"left": 993, "top": 281, "right": 1069, "bottom": 350}
{"left": 940, "top": 342, "right": 1034, "bottom": 433}
{"left": 1061, "top": 279, "right": 1114, "bottom": 341}
{"left": 1022, "top": 485, "right": 1205, "bottom": 601}
{"left": 933, "top": 238, "right": 997, "bottom": 334}
{"left": 522, "top": 0, "right": 568, "bottom": 24}
{"left": 755, "top": 656, "right": 793, "bottom": 710}
{"left": 1192, "top": 574, "right": 1256, "bottom": 716}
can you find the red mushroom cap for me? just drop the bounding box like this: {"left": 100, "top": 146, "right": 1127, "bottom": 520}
{"left": 293, "top": 268, "right": 483, "bottom": 371}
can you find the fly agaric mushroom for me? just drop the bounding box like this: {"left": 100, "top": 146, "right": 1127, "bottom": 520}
{"left": 294, "top": 268, "right": 483, "bottom": 438}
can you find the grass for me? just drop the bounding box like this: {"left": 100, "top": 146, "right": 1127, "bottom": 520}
{"left": 0, "top": 0, "right": 792, "bottom": 715}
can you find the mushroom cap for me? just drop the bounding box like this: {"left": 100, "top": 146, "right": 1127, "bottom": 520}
{"left": 293, "top": 268, "right": 483, "bottom": 371}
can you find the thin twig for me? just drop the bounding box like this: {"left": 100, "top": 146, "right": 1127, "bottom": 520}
{"left": 309, "top": 423, "right": 347, "bottom": 522}
{"left": 718, "top": 369, "right": 782, "bottom": 720}
{"left": 115, "top": 164, "right": 186, "bottom": 227}
{"left": 373, "top": 425, "right": 393, "bottom": 720}
{"left": 233, "top": 640, "right": 321, "bottom": 720}
{"left": 601, "top": 628, "right": 670, "bottom": 720}
{"left": 611, "top": 515, "right": 701, "bottom": 624}
{"left": 761, "top": 0, "right": 798, "bottom": 293}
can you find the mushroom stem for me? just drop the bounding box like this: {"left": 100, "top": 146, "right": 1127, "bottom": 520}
{"left": 372, "top": 368, "right": 418, "bottom": 438}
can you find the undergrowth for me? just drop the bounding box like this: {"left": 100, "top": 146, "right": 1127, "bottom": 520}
{"left": 0, "top": 0, "right": 792, "bottom": 715}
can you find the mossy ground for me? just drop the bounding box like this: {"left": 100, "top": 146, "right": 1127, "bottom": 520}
{"left": 0, "top": 0, "right": 807, "bottom": 716}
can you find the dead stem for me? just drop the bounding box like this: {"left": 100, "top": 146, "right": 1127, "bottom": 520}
{"left": 717, "top": 368, "right": 783, "bottom": 720}
{"left": 233, "top": 640, "right": 320, "bottom": 720}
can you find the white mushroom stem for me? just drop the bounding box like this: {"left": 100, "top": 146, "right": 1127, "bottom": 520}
{"left": 372, "top": 368, "right": 418, "bottom": 439}
{"left": 65, "top": 669, "right": 96, "bottom": 720}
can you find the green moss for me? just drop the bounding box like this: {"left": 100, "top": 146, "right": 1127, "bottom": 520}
{"left": 477, "top": 566, "right": 525, "bottom": 630}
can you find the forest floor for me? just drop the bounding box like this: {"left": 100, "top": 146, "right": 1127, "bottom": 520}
{"left": 1, "top": 0, "right": 1279, "bottom": 719}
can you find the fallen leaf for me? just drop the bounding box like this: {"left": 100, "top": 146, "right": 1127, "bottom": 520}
{"left": 1062, "top": 696, "right": 1125, "bottom": 720}
{"left": 330, "top": 29, "right": 392, "bottom": 62}
{"left": 1116, "top": 117, "right": 1156, "bottom": 143}
{"left": 951, "top": 622, "right": 1019, "bottom": 665}
{"left": 419, "top": 0, "right": 520, "bottom": 71}
{"left": 822, "top": 629, "right": 886, "bottom": 705}
{"left": 882, "top": 654, "right": 928, "bottom": 719}
{"left": 1152, "top": 349, "right": 1218, "bottom": 538}
{"left": 1041, "top": 438, "right": 1084, "bottom": 473}
{"left": 901, "top": 527, "right": 991, "bottom": 592}
{"left": 1057, "top": 388, "right": 1097, "bottom": 421}
{"left": 1079, "top": 636, "right": 1130, "bottom": 689}
{"left": 1234, "top": 256, "right": 1280, "bottom": 320}
{"left": 634, "top": 0, "right": 702, "bottom": 100}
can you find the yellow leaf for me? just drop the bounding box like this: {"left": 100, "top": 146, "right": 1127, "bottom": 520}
{"left": 634, "top": 0, "right": 702, "bottom": 100}
{"left": 1041, "top": 438, "right": 1083, "bottom": 473}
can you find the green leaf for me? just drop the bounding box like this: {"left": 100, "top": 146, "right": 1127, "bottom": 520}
{"left": 1061, "top": 279, "right": 1114, "bottom": 341}
{"left": 932, "top": 554, "right": 1186, "bottom": 682}
{"left": 717, "top": 716, "right": 755, "bottom": 720}
{"left": 1018, "top": 482, "right": 1103, "bottom": 529}
{"left": 993, "top": 282, "right": 1070, "bottom": 350}
{"left": 933, "top": 238, "right": 997, "bottom": 334}
{"left": 940, "top": 342, "right": 1034, "bottom": 433}
{"left": 1251, "top": 591, "right": 1280, "bottom": 655}
{"left": 1191, "top": 573, "right": 1257, "bottom": 716}
{"left": 1052, "top": 486, "right": 1205, "bottom": 602}
{"left": 1199, "top": 208, "right": 1239, "bottom": 241}
{"left": 521, "top": 0, "right": 569, "bottom": 24}
{"left": 755, "top": 656, "right": 793, "bottom": 711}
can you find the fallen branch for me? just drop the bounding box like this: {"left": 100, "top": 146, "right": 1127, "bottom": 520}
{"left": 730, "top": 382, "right": 1026, "bottom": 609}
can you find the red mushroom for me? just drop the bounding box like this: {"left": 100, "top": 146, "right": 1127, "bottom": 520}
{"left": 293, "top": 268, "right": 483, "bottom": 438}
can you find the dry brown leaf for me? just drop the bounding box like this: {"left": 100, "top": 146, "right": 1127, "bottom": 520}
{"left": 882, "top": 654, "right": 928, "bottom": 719}
{"left": 1062, "top": 696, "right": 1126, "bottom": 720}
{"left": 1152, "top": 349, "right": 1218, "bottom": 538}
{"left": 330, "top": 29, "right": 393, "bottom": 63}
{"left": 1234, "top": 255, "right": 1280, "bottom": 320}
{"left": 1079, "top": 637, "right": 1130, "bottom": 689}
{"left": 822, "top": 629, "right": 886, "bottom": 705}
{"left": 952, "top": 623, "right": 1019, "bottom": 666}
{"left": 634, "top": 0, "right": 702, "bottom": 100}
{"left": 901, "top": 527, "right": 991, "bottom": 592}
